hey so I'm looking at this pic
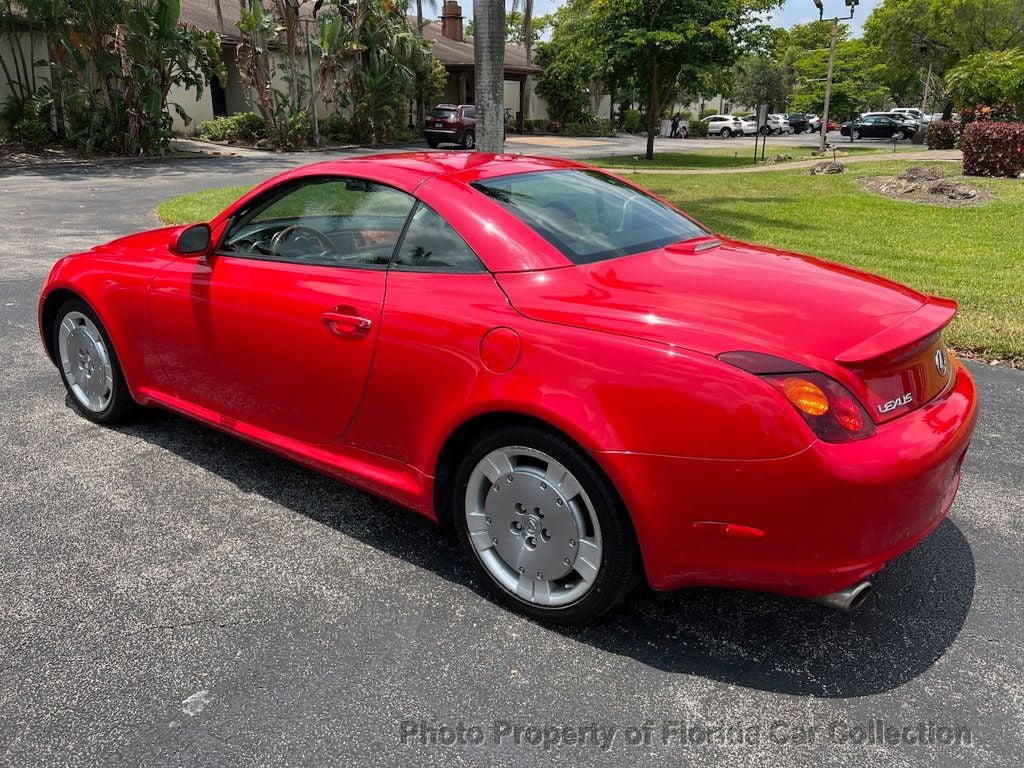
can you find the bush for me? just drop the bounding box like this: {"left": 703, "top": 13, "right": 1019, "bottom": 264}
{"left": 524, "top": 118, "right": 547, "bottom": 132}
{"left": 561, "top": 116, "right": 615, "bottom": 137}
{"left": 319, "top": 112, "right": 350, "bottom": 143}
{"left": 688, "top": 119, "right": 709, "bottom": 138}
{"left": 925, "top": 120, "right": 960, "bottom": 150}
{"left": 545, "top": 120, "right": 562, "bottom": 133}
{"left": 197, "top": 112, "right": 268, "bottom": 143}
{"left": 12, "top": 95, "right": 53, "bottom": 150}
{"left": 961, "top": 120, "right": 1024, "bottom": 177}
{"left": 622, "top": 109, "right": 644, "bottom": 134}
{"left": 699, "top": 108, "right": 718, "bottom": 119}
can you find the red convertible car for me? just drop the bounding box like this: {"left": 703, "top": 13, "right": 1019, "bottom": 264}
{"left": 39, "top": 153, "right": 976, "bottom": 623}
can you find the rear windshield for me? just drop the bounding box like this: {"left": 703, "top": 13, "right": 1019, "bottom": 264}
{"left": 471, "top": 169, "right": 707, "bottom": 264}
{"left": 430, "top": 109, "right": 457, "bottom": 119}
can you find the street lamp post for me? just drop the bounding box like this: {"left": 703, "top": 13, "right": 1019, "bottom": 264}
{"left": 812, "top": 0, "right": 859, "bottom": 153}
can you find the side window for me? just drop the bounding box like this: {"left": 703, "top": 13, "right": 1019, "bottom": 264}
{"left": 220, "top": 178, "right": 415, "bottom": 267}
{"left": 392, "top": 204, "right": 484, "bottom": 272}
{"left": 463, "top": 107, "right": 476, "bottom": 120}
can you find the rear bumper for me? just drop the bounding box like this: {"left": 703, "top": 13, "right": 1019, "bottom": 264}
{"left": 425, "top": 129, "right": 463, "bottom": 141}
{"left": 597, "top": 361, "right": 977, "bottom": 597}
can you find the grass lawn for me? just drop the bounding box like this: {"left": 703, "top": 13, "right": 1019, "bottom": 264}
{"left": 583, "top": 144, "right": 909, "bottom": 170}
{"left": 155, "top": 159, "right": 1024, "bottom": 359}
{"left": 156, "top": 185, "right": 252, "bottom": 225}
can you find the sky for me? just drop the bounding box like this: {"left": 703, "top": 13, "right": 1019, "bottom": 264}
{"left": 496, "top": 0, "right": 882, "bottom": 37}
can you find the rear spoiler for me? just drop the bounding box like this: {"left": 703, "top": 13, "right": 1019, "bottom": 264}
{"left": 835, "top": 297, "right": 958, "bottom": 367}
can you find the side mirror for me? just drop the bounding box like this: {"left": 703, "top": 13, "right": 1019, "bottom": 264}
{"left": 170, "top": 223, "right": 212, "bottom": 256}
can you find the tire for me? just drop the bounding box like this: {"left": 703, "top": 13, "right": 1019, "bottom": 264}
{"left": 450, "top": 425, "right": 642, "bottom": 624}
{"left": 893, "top": 131, "right": 906, "bottom": 141}
{"left": 772, "top": 128, "right": 781, "bottom": 135}
{"left": 461, "top": 130, "right": 475, "bottom": 149}
{"left": 52, "top": 298, "right": 137, "bottom": 425}
{"left": 852, "top": 129, "right": 861, "bottom": 140}
{"left": 719, "top": 127, "right": 730, "bottom": 138}
{"left": 426, "top": 138, "right": 439, "bottom": 149}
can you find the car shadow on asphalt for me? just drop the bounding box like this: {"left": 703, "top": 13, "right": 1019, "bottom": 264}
{"left": 113, "top": 406, "right": 976, "bottom": 700}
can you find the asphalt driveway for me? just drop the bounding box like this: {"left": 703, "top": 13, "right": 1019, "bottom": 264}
{"left": 1, "top": 157, "right": 1022, "bottom": 767}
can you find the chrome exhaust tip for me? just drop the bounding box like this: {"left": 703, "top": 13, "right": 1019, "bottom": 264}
{"left": 809, "top": 580, "right": 873, "bottom": 612}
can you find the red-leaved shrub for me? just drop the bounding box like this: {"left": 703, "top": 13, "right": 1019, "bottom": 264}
{"left": 925, "top": 120, "right": 960, "bottom": 150}
{"left": 961, "top": 121, "right": 1024, "bottom": 177}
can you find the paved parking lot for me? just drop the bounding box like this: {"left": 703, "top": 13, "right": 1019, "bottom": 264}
{"left": 1, "top": 158, "right": 1022, "bottom": 767}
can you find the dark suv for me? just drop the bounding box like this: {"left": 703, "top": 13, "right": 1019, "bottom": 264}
{"left": 425, "top": 104, "right": 476, "bottom": 149}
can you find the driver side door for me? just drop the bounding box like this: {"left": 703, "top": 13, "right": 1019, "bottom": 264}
{"left": 148, "top": 176, "right": 415, "bottom": 444}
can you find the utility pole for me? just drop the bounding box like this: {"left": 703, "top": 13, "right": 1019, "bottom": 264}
{"left": 819, "top": 20, "right": 837, "bottom": 152}
{"left": 811, "top": 0, "right": 859, "bottom": 153}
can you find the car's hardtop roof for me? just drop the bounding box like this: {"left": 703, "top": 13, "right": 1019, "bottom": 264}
{"left": 282, "top": 152, "right": 590, "bottom": 192}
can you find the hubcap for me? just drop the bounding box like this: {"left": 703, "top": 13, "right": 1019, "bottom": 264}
{"left": 465, "top": 446, "right": 602, "bottom": 607}
{"left": 57, "top": 311, "right": 113, "bottom": 413}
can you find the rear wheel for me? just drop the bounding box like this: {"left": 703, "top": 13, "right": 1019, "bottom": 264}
{"left": 462, "top": 130, "right": 475, "bottom": 149}
{"left": 52, "top": 299, "right": 136, "bottom": 424}
{"left": 893, "top": 130, "right": 906, "bottom": 141}
{"left": 451, "top": 425, "right": 641, "bottom": 624}
{"left": 852, "top": 129, "right": 861, "bottom": 140}
{"left": 719, "top": 127, "right": 730, "bottom": 138}
{"left": 426, "top": 137, "right": 439, "bottom": 149}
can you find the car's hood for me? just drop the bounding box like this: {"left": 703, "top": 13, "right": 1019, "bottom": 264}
{"left": 496, "top": 238, "right": 942, "bottom": 378}
{"left": 99, "top": 225, "right": 184, "bottom": 255}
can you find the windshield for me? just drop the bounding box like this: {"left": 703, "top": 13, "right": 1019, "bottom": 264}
{"left": 471, "top": 169, "right": 708, "bottom": 265}
{"left": 429, "top": 108, "right": 457, "bottom": 119}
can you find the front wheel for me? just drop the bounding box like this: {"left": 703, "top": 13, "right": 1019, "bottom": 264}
{"left": 893, "top": 130, "right": 906, "bottom": 141}
{"left": 52, "top": 299, "right": 136, "bottom": 424}
{"left": 451, "top": 426, "right": 641, "bottom": 624}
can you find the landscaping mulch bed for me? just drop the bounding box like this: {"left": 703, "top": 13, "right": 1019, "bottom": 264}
{"left": 859, "top": 164, "right": 990, "bottom": 207}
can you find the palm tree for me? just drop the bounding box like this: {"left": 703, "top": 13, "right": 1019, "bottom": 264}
{"left": 472, "top": 0, "right": 504, "bottom": 151}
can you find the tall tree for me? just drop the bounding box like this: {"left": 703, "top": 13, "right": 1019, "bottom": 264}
{"left": 473, "top": 0, "right": 505, "bottom": 151}
{"left": 864, "top": 0, "right": 1024, "bottom": 114}
{"left": 575, "top": 0, "right": 776, "bottom": 160}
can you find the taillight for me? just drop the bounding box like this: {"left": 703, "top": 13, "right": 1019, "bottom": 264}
{"left": 718, "top": 351, "right": 875, "bottom": 443}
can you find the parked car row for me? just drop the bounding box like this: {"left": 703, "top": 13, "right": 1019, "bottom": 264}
{"left": 702, "top": 113, "right": 830, "bottom": 137}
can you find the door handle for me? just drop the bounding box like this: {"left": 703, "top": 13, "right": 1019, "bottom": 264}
{"left": 322, "top": 310, "right": 373, "bottom": 336}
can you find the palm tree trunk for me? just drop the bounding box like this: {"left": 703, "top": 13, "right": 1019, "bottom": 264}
{"left": 521, "top": 0, "right": 532, "bottom": 123}
{"left": 645, "top": 59, "right": 659, "bottom": 161}
{"left": 473, "top": 0, "right": 505, "bottom": 152}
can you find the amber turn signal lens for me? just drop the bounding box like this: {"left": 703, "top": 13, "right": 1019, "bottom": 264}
{"left": 781, "top": 377, "right": 830, "bottom": 416}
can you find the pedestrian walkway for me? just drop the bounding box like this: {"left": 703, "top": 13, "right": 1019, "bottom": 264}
{"left": 600, "top": 149, "right": 963, "bottom": 175}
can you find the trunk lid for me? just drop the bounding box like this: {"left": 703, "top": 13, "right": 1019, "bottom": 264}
{"left": 496, "top": 239, "right": 957, "bottom": 422}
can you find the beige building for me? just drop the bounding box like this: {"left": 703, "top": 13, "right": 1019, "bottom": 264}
{"left": 2, "top": 1, "right": 550, "bottom": 136}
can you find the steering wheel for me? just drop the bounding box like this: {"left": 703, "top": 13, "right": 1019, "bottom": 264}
{"left": 269, "top": 224, "right": 334, "bottom": 260}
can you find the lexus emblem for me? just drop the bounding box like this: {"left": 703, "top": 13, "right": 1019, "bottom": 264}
{"left": 935, "top": 348, "right": 949, "bottom": 376}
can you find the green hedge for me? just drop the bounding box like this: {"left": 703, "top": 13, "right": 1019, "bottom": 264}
{"left": 319, "top": 113, "right": 350, "bottom": 143}
{"left": 962, "top": 120, "right": 1024, "bottom": 177}
{"left": 688, "top": 119, "right": 709, "bottom": 138}
{"left": 561, "top": 117, "right": 615, "bottom": 137}
{"left": 197, "top": 113, "right": 268, "bottom": 143}
{"left": 622, "top": 109, "right": 644, "bottom": 134}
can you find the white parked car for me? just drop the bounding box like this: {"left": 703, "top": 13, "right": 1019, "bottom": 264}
{"left": 738, "top": 116, "right": 758, "bottom": 135}
{"left": 766, "top": 114, "right": 791, "bottom": 134}
{"left": 890, "top": 107, "right": 926, "bottom": 123}
{"left": 702, "top": 114, "right": 744, "bottom": 137}
{"left": 807, "top": 114, "right": 822, "bottom": 131}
